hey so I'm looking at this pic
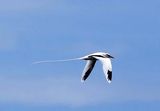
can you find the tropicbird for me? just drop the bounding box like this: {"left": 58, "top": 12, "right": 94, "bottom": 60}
{"left": 33, "top": 52, "right": 114, "bottom": 83}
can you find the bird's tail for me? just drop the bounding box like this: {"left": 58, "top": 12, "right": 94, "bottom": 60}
{"left": 32, "top": 57, "right": 82, "bottom": 64}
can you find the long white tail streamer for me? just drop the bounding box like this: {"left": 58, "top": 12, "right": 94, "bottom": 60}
{"left": 33, "top": 57, "right": 82, "bottom": 64}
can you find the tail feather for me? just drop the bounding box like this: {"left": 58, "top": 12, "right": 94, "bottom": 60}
{"left": 32, "top": 58, "right": 82, "bottom": 64}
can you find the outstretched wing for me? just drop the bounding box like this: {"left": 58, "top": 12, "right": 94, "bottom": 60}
{"left": 101, "top": 58, "right": 112, "bottom": 83}
{"left": 81, "top": 60, "right": 96, "bottom": 82}
{"left": 94, "top": 57, "right": 112, "bottom": 83}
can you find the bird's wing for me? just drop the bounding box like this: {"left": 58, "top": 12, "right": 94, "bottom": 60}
{"left": 94, "top": 57, "right": 112, "bottom": 83}
{"left": 101, "top": 58, "right": 112, "bottom": 83}
{"left": 81, "top": 60, "right": 96, "bottom": 82}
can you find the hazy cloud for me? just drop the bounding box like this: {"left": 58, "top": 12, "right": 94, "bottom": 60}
{"left": 0, "top": 75, "right": 159, "bottom": 107}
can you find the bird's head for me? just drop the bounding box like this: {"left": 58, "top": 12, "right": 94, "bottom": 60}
{"left": 104, "top": 53, "right": 114, "bottom": 59}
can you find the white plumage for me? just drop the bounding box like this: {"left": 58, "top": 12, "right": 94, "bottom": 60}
{"left": 80, "top": 52, "right": 114, "bottom": 83}
{"left": 33, "top": 52, "right": 114, "bottom": 83}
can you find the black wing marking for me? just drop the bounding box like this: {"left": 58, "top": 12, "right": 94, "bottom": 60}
{"left": 81, "top": 60, "right": 96, "bottom": 82}
{"left": 107, "top": 70, "right": 112, "bottom": 82}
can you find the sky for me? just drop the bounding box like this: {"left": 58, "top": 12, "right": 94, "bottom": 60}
{"left": 0, "top": 0, "right": 160, "bottom": 111}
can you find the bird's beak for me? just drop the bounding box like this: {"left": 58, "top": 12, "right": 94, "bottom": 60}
{"left": 109, "top": 55, "right": 114, "bottom": 59}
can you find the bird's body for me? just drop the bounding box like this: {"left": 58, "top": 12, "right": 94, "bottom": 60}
{"left": 80, "top": 52, "right": 114, "bottom": 83}
{"left": 33, "top": 52, "right": 114, "bottom": 83}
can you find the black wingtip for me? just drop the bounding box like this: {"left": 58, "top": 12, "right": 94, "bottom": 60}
{"left": 107, "top": 70, "right": 112, "bottom": 81}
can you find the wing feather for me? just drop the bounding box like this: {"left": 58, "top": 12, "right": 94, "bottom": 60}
{"left": 81, "top": 60, "right": 96, "bottom": 82}
{"left": 101, "top": 58, "right": 112, "bottom": 83}
{"left": 93, "top": 57, "right": 112, "bottom": 83}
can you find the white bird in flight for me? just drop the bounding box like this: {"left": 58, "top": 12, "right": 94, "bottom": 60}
{"left": 33, "top": 52, "right": 114, "bottom": 83}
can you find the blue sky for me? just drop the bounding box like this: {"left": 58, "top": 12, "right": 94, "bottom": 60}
{"left": 0, "top": 0, "right": 160, "bottom": 111}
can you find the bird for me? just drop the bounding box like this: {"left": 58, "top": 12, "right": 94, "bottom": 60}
{"left": 33, "top": 52, "right": 114, "bottom": 83}
{"left": 80, "top": 52, "right": 114, "bottom": 83}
